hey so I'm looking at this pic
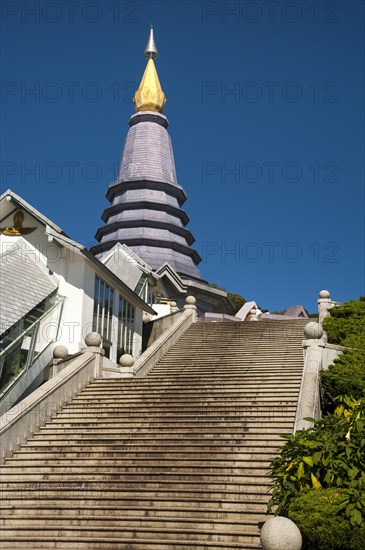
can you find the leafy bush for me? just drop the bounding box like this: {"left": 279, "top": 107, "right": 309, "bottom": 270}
{"left": 321, "top": 297, "right": 365, "bottom": 402}
{"left": 268, "top": 398, "right": 365, "bottom": 519}
{"left": 288, "top": 488, "right": 363, "bottom": 550}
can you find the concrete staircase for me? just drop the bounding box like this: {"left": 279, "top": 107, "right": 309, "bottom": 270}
{"left": 0, "top": 319, "right": 308, "bottom": 549}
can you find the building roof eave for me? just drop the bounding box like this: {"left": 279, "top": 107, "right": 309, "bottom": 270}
{"left": 1, "top": 189, "right": 64, "bottom": 235}
{"left": 81, "top": 248, "right": 157, "bottom": 315}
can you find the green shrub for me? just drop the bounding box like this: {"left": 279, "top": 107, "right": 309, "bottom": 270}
{"left": 268, "top": 398, "right": 365, "bottom": 517}
{"left": 288, "top": 488, "right": 362, "bottom": 550}
{"left": 322, "top": 297, "right": 365, "bottom": 402}
{"left": 322, "top": 348, "right": 365, "bottom": 402}
{"left": 323, "top": 297, "right": 365, "bottom": 347}
{"left": 350, "top": 524, "right": 365, "bottom": 550}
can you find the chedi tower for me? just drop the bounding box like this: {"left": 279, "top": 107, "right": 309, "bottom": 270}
{"left": 93, "top": 27, "right": 202, "bottom": 281}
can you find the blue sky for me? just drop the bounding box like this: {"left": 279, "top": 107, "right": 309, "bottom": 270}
{"left": 1, "top": 0, "right": 364, "bottom": 312}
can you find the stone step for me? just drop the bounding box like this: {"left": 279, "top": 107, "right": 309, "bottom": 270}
{"left": 53, "top": 403, "right": 296, "bottom": 421}
{"left": 0, "top": 524, "right": 261, "bottom": 544}
{"left": 0, "top": 511, "right": 264, "bottom": 528}
{"left": 9, "top": 435, "right": 285, "bottom": 447}
{"left": 16, "top": 442, "right": 283, "bottom": 453}
{"left": 0, "top": 496, "right": 269, "bottom": 511}
{"left": 7, "top": 450, "right": 276, "bottom": 461}
{"left": 0, "top": 464, "right": 270, "bottom": 478}
{"left": 0, "top": 476, "right": 271, "bottom": 488}
{"left": 51, "top": 413, "right": 294, "bottom": 421}
{"left": 34, "top": 421, "right": 293, "bottom": 432}
{"left": 0, "top": 466, "right": 271, "bottom": 479}
{"left": 0, "top": 504, "right": 267, "bottom": 520}
{"left": 155, "top": 357, "right": 303, "bottom": 360}
{"left": 25, "top": 436, "right": 288, "bottom": 447}
{"left": 6, "top": 451, "right": 277, "bottom": 463}
{"left": 0, "top": 486, "right": 270, "bottom": 499}
{"left": 77, "top": 385, "right": 301, "bottom": 393}
{"left": 66, "top": 400, "right": 296, "bottom": 408}
{"left": 71, "top": 397, "right": 299, "bottom": 404}
{"left": 39, "top": 417, "right": 295, "bottom": 428}
{"left": 72, "top": 392, "right": 299, "bottom": 401}
{"left": 140, "top": 374, "right": 299, "bottom": 379}
{"left": 0, "top": 536, "right": 261, "bottom": 549}
{"left": 81, "top": 379, "right": 299, "bottom": 385}
{"left": 134, "top": 357, "right": 303, "bottom": 360}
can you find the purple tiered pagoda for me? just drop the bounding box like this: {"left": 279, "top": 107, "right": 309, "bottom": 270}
{"left": 93, "top": 28, "right": 202, "bottom": 281}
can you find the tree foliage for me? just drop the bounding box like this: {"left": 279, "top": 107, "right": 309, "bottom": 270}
{"left": 227, "top": 292, "right": 246, "bottom": 314}
{"left": 208, "top": 283, "right": 247, "bottom": 314}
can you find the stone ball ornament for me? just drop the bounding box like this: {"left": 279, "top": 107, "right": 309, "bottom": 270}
{"left": 319, "top": 289, "right": 330, "bottom": 299}
{"left": 143, "top": 313, "right": 151, "bottom": 323}
{"left": 53, "top": 345, "right": 68, "bottom": 359}
{"left": 84, "top": 332, "right": 102, "bottom": 347}
{"left": 185, "top": 295, "right": 196, "bottom": 305}
{"left": 260, "top": 517, "right": 302, "bottom": 550}
{"left": 303, "top": 322, "right": 324, "bottom": 340}
{"left": 119, "top": 354, "right": 134, "bottom": 368}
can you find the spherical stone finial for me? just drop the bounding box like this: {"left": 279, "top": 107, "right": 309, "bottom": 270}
{"left": 143, "top": 313, "right": 151, "bottom": 323}
{"left": 53, "top": 345, "right": 68, "bottom": 359}
{"left": 304, "top": 322, "right": 324, "bottom": 340}
{"left": 85, "top": 332, "right": 102, "bottom": 347}
{"left": 260, "top": 517, "right": 302, "bottom": 550}
{"left": 170, "top": 301, "right": 177, "bottom": 307}
{"left": 119, "top": 354, "right": 134, "bottom": 368}
{"left": 185, "top": 295, "right": 196, "bottom": 305}
{"left": 319, "top": 289, "right": 330, "bottom": 299}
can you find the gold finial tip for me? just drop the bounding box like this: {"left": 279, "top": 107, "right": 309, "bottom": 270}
{"left": 133, "top": 58, "right": 166, "bottom": 113}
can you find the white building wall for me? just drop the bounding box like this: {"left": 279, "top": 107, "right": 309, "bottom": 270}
{"left": 1, "top": 210, "right": 147, "bottom": 361}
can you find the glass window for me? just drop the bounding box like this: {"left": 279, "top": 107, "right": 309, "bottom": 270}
{"left": 135, "top": 274, "right": 147, "bottom": 299}
{"left": 93, "top": 276, "right": 114, "bottom": 356}
{"left": 117, "top": 295, "right": 136, "bottom": 360}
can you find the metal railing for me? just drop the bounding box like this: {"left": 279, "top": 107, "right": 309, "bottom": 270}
{"left": 0, "top": 296, "right": 65, "bottom": 398}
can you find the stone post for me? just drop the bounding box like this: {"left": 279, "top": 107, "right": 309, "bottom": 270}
{"left": 49, "top": 345, "right": 69, "bottom": 378}
{"left": 294, "top": 322, "right": 325, "bottom": 432}
{"left": 119, "top": 353, "right": 135, "bottom": 378}
{"left": 318, "top": 289, "right": 333, "bottom": 324}
{"left": 184, "top": 296, "right": 197, "bottom": 322}
{"left": 80, "top": 332, "right": 104, "bottom": 377}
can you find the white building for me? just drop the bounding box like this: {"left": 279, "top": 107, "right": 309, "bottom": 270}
{"left": 0, "top": 189, "right": 157, "bottom": 411}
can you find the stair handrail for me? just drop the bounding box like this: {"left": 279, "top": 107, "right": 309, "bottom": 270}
{"left": 0, "top": 336, "right": 104, "bottom": 463}
{"left": 294, "top": 290, "right": 344, "bottom": 432}
{"left": 117, "top": 296, "right": 197, "bottom": 378}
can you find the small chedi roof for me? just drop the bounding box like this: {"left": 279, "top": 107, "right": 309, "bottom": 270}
{"left": 93, "top": 27, "right": 202, "bottom": 281}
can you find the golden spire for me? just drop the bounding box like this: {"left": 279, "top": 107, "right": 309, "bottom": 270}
{"left": 133, "top": 26, "right": 166, "bottom": 113}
